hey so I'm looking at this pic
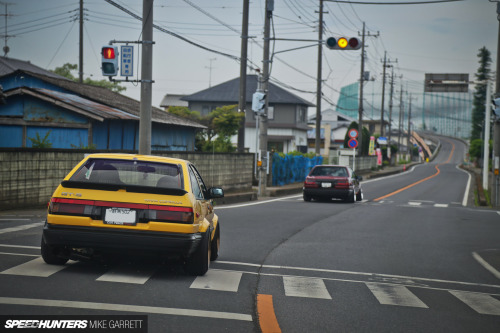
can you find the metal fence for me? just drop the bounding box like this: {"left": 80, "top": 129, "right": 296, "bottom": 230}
{"left": 272, "top": 154, "right": 323, "bottom": 186}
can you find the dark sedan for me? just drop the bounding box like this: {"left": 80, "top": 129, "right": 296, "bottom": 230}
{"left": 303, "top": 165, "right": 363, "bottom": 203}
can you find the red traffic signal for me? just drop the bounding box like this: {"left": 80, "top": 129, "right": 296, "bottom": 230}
{"left": 102, "top": 47, "right": 116, "bottom": 59}
{"left": 326, "top": 37, "right": 362, "bottom": 50}
{"left": 101, "top": 46, "right": 119, "bottom": 76}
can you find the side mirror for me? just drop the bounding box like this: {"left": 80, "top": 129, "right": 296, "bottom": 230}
{"left": 208, "top": 187, "right": 224, "bottom": 199}
{"left": 355, "top": 175, "right": 363, "bottom": 181}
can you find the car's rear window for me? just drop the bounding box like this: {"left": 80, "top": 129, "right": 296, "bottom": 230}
{"left": 310, "top": 166, "right": 348, "bottom": 177}
{"left": 69, "top": 158, "right": 184, "bottom": 190}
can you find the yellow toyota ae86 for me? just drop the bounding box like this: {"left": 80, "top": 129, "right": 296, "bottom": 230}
{"left": 41, "top": 153, "right": 223, "bottom": 276}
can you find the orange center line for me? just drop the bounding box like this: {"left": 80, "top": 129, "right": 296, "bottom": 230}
{"left": 257, "top": 294, "right": 281, "bottom": 333}
{"left": 373, "top": 140, "right": 455, "bottom": 202}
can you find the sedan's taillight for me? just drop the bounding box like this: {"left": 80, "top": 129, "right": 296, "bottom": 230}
{"left": 49, "top": 198, "right": 95, "bottom": 216}
{"left": 335, "top": 179, "right": 350, "bottom": 189}
{"left": 148, "top": 205, "right": 194, "bottom": 224}
{"left": 304, "top": 178, "right": 318, "bottom": 188}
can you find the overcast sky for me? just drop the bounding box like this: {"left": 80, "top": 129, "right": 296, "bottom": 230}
{"left": 3, "top": 0, "right": 498, "bottom": 120}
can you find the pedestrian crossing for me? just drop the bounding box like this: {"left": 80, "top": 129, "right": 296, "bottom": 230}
{"left": 1, "top": 257, "right": 500, "bottom": 316}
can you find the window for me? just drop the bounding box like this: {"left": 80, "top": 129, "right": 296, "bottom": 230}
{"left": 188, "top": 165, "right": 207, "bottom": 199}
{"left": 296, "top": 106, "right": 306, "bottom": 123}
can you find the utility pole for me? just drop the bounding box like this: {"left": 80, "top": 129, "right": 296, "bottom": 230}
{"left": 0, "top": 2, "right": 14, "bottom": 57}
{"left": 407, "top": 93, "right": 415, "bottom": 160}
{"left": 237, "top": 0, "right": 250, "bottom": 153}
{"left": 398, "top": 84, "right": 404, "bottom": 160}
{"left": 139, "top": 0, "right": 153, "bottom": 155}
{"left": 492, "top": 0, "right": 500, "bottom": 207}
{"left": 388, "top": 68, "right": 395, "bottom": 145}
{"left": 79, "top": 0, "right": 84, "bottom": 83}
{"left": 258, "top": 0, "right": 272, "bottom": 195}
{"left": 206, "top": 57, "right": 216, "bottom": 87}
{"left": 315, "top": 0, "right": 324, "bottom": 156}
{"left": 358, "top": 23, "right": 378, "bottom": 155}
{"left": 380, "top": 53, "right": 397, "bottom": 137}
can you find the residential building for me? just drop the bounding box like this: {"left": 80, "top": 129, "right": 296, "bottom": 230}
{"left": 0, "top": 57, "right": 204, "bottom": 151}
{"left": 182, "top": 75, "right": 314, "bottom": 153}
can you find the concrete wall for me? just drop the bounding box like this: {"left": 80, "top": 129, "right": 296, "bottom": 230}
{"left": 0, "top": 149, "right": 254, "bottom": 210}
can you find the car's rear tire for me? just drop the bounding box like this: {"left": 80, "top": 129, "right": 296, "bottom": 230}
{"left": 41, "top": 237, "right": 68, "bottom": 265}
{"left": 303, "top": 193, "right": 311, "bottom": 202}
{"left": 185, "top": 231, "right": 210, "bottom": 276}
{"left": 356, "top": 189, "right": 363, "bottom": 201}
{"left": 346, "top": 191, "right": 355, "bottom": 203}
{"left": 210, "top": 224, "right": 220, "bottom": 261}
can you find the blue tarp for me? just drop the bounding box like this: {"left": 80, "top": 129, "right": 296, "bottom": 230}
{"left": 272, "top": 154, "right": 323, "bottom": 186}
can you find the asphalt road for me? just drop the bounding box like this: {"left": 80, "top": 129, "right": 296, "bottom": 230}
{"left": 1, "top": 136, "right": 500, "bottom": 332}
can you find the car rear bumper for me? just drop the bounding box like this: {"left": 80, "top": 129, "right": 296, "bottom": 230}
{"left": 43, "top": 222, "right": 202, "bottom": 257}
{"left": 303, "top": 187, "right": 353, "bottom": 199}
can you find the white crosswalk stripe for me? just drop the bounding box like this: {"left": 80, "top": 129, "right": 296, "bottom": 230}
{"left": 0, "top": 257, "right": 70, "bottom": 277}
{"left": 96, "top": 263, "right": 157, "bottom": 284}
{"left": 365, "top": 283, "right": 428, "bottom": 308}
{"left": 283, "top": 276, "right": 332, "bottom": 299}
{"left": 450, "top": 291, "right": 500, "bottom": 316}
{"left": 190, "top": 269, "right": 242, "bottom": 292}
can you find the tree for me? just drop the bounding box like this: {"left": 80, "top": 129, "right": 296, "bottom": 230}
{"left": 51, "top": 63, "right": 126, "bottom": 93}
{"left": 471, "top": 47, "right": 492, "bottom": 140}
{"left": 168, "top": 105, "right": 244, "bottom": 152}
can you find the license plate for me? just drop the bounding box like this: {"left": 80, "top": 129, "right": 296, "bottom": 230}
{"left": 321, "top": 182, "right": 332, "bottom": 188}
{"left": 104, "top": 208, "right": 136, "bottom": 226}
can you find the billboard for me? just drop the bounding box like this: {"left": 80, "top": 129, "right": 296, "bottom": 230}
{"left": 424, "top": 73, "right": 469, "bottom": 93}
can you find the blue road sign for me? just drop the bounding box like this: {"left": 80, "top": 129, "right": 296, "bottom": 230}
{"left": 120, "top": 46, "right": 134, "bottom": 77}
{"left": 348, "top": 138, "right": 358, "bottom": 149}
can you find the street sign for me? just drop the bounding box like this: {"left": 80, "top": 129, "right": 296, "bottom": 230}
{"left": 424, "top": 73, "right": 469, "bottom": 93}
{"left": 120, "top": 45, "right": 134, "bottom": 77}
{"left": 348, "top": 129, "right": 358, "bottom": 139}
{"left": 348, "top": 138, "right": 358, "bottom": 149}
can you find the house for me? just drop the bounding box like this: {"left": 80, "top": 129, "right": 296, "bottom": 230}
{"left": 160, "top": 93, "right": 188, "bottom": 111}
{"left": 0, "top": 57, "right": 204, "bottom": 151}
{"left": 181, "top": 75, "right": 314, "bottom": 153}
{"left": 307, "top": 108, "right": 355, "bottom": 153}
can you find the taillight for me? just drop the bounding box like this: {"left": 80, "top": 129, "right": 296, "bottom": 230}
{"left": 49, "top": 198, "right": 95, "bottom": 216}
{"left": 149, "top": 205, "right": 194, "bottom": 224}
{"left": 335, "top": 179, "right": 351, "bottom": 189}
{"left": 304, "top": 178, "right": 318, "bottom": 188}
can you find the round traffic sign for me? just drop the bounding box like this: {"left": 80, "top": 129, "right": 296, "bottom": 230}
{"left": 348, "top": 138, "right": 358, "bottom": 149}
{"left": 348, "top": 129, "right": 359, "bottom": 139}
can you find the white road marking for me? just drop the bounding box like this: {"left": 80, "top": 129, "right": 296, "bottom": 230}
{"left": 216, "top": 261, "right": 500, "bottom": 290}
{"left": 472, "top": 252, "right": 500, "bottom": 280}
{"left": 0, "top": 244, "right": 40, "bottom": 249}
{"left": 96, "top": 264, "right": 157, "bottom": 284}
{"left": 408, "top": 202, "right": 422, "bottom": 206}
{"left": 190, "top": 269, "right": 242, "bottom": 292}
{"left": 0, "top": 219, "right": 31, "bottom": 221}
{"left": 366, "top": 283, "right": 428, "bottom": 308}
{"left": 0, "top": 252, "right": 39, "bottom": 257}
{"left": 434, "top": 204, "right": 449, "bottom": 208}
{"left": 450, "top": 291, "right": 500, "bottom": 315}
{"left": 456, "top": 164, "right": 471, "bottom": 207}
{"left": 0, "top": 297, "right": 253, "bottom": 321}
{"left": 0, "top": 222, "right": 43, "bottom": 234}
{"left": 0, "top": 257, "right": 70, "bottom": 277}
{"left": 283, "top": 276, "right": 332, "bottom": 299}
{"left": 216, "top": 195, "right": 301, "bottom": 209}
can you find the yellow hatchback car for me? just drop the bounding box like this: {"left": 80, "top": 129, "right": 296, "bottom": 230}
{"left": 41, "top": 153, "right": 223, "bottom": 276}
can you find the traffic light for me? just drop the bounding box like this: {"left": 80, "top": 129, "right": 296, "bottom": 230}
{"left": 492, "top": 97, "right": 500, "bottom": 117}
{"left": 101, "top": 46, "right": 119, "bottom": 76}
{"left": 325, "top": 37, "right": 362, "bottom": 50}
{"left": 252, "top": 91, "right": 266, "bottom": 114}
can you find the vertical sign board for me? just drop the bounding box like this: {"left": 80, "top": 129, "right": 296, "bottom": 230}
{"left": 121, "top": 46, "right": 134, "bottom": 77}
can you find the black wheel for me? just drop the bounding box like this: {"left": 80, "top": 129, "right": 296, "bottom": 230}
{"left": 346, "top": 191, "right": 355, "bottom": 203}
{"left": 185, "top": 230, "right": 211, "bottom": 276}
{"left": 41, "top": 237, "right": 68, "bottom": 265}
{"left": 303, "top": 193, "right": 311, "bottom": 202}
{"left": 356, "top": 189, "right": 363, "bottom": 201}
{"left": 210, "top": 224, "right": 220, "bottom": 261}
